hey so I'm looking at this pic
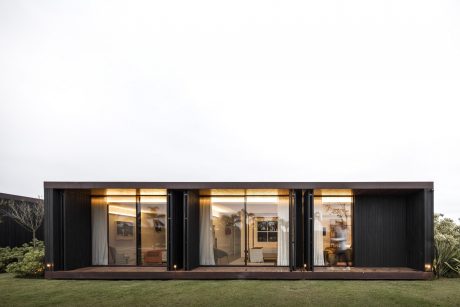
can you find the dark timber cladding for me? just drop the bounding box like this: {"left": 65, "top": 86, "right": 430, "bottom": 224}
{"left": 167, "top": 190, "right": 184, "bottom": 270}
{"left": 44, "top": 189, "right": 91, "bottom": 270}
{"left": 43, "top": 181, "right": 434, "bottom": 279}
{"left": 0, "top": 193, "right": 44, "bottom": 247}
{"left": 354, "top": 195, "right": 408, "bottom": 267}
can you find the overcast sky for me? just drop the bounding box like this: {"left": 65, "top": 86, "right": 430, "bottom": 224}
{"left": 1, "top": 1, "right": 459, "bottom": 219}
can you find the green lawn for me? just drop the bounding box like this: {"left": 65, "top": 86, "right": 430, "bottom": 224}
{"left": 1, "top": 274, "right": 459, "bottom": 306}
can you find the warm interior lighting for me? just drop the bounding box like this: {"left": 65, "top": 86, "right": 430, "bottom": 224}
{"left": 322, "top": 196, "right": 353, "bottom": 204}
{"left": 108, "top": 204, "right": 166, "bottom": 217}
{"left": 140, "top": 189, "right": 167, "bottom": 196}
{"left": 425, "top": 264, "right": 432, "bottom": 271}
{"left": 109, "top": 205, "right": 136, "bottom": 217}
{"left": 140, "top": 196, "right": 167, "bottom": 203}
{"left": 211, "top": 204, "right": 236, "bottom": 217}
{"left": 211, "top": 196, "right": 245, "bottom": 203}
{"left": 246, "top": 196, "right": 279, "bottom": 203}
{"left": 316, "top": 189, "right": 353, "bottom": 196}
{"left": 105, "top": 189, "right": 136, "bottom": 196}
{"left": 106, "top": 196, "right": 136, "bottom": 203}
{"left": 210, "top": 196, "right": 279, "bottom": 204}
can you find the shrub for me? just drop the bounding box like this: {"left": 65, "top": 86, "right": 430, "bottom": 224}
{"left": 433, "top": 214, "right": 460, "bottom": 278}
{"left": 0, "top": 245, "right": 31, "bottom": 272}
{"left": 6, "top": 247, "right": 45, "bottom": 277}
{"left": 446, "top": 258, "right": 460, "bottom": 275}
{"left": 0, "top": 241, "right": 45, "bottom": 277}
{"left": 433, "top": 240, "right": 459, "bottom": 278}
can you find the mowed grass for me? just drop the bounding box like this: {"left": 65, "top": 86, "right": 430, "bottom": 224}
{"left": 1, "top": 274, "right": 459, "bottom": 306}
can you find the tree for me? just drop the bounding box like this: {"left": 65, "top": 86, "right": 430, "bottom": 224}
{"left": 0, "top": 198, "right": 44, "bottom": 248}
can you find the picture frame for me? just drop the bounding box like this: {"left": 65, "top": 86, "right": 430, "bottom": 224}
{"left": 116, "top": 221, "right": 134, "bottom": 240}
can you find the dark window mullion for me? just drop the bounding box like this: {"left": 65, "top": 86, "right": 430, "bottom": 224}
{"left": 136, "top": 191, "right": 141, "bottom": 266}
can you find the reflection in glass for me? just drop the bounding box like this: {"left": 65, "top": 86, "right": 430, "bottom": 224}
{"left": 200, "top": 197, "right": 244, "bottom": 265}
{"left": 314, "top": 190, "right": 353, "bottom": 267}
{"left": 140, "top": 196, "right": 167, "bottom": 265}
{"left": 199, "top": 190, "right": 289, "bottom": 266}
{"left": 247, "top": 196, "right": 289, "bottom": 266}
{"left": 108, "top": 197, "right": 137, "bottom": 265}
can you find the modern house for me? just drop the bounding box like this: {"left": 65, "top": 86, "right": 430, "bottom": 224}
{"left": 44, "top": 182, "right": 434, "bottom": 280}
{"left": 0, "top": 193, "right": 44, "bottom": 247}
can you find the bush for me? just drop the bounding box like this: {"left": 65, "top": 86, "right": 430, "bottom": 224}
{"left": 0, "top": 245, "right": 32, "bottom": 272}
{"left": 433, "top": 240, "right": 459, "bottom": 278}
{"left": 433, "top": 214, "right": 460, "bottom": 278}
{"left": 6, "top": 247, "right": 45, "bottom": 278}
{"left": 0, "top": 241, "right": 45, "bottom": 277}
{"left": 446, "top": 258, "right": 460, "bottom": 275}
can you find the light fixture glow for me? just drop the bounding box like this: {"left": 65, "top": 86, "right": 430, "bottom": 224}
{"left": 108, "top": 205, "right": 136, "bottom": 217}
{"left": 322, "top": 196, "right": 353, "bottom": 204}
{"left": 210, "top": 196, "right": 279, "bottom": 204}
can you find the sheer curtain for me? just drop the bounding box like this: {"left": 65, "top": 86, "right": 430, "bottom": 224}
{"left": 92, "top": 197, "right": 108, "bottom": 265}
{"left": 277, "top": 196, "right": 289, "bottom": 266}
{"left": 314, "top": 212, "right": 325, "bottom": 266}
{"left": 199, "top": 197, "right": 215, "bottom": 265}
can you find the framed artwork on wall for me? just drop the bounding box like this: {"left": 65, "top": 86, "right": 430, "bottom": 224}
{"left": 116, "top": 221, "right": 134, "bottom": 240}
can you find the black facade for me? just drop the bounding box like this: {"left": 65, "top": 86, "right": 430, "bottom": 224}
{"left": 43, "top": 182, "right": 434, "bottom": 278}
{"left": 0, "top": 193, "right": 44, "bottom": 247}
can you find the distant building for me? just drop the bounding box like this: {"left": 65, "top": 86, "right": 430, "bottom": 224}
{"left": 0, "top": 193, "right": 44, "bottom": 247}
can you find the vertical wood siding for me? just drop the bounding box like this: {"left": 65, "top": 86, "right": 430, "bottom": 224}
{"left": 62, "top": 190, "right": 91, "bottom": 270}
{"left": 354, "top": 195, "right": 407, "bottom": 267}
{"left": 0, "top": 216, "right": 43, "bottom": 247}
{"left": 167, "top": 190, "right": 184, "bottom": 270}
{"left": 44, "top": 188, "right": 64, "bottom": 270}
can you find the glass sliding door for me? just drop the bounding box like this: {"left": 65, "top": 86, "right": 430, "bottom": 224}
{"left": 246, "top": 194, "right": 290, "bottom": 266}
{"left": 90, "top": 188, "right": 168, "bottom": 266}
{"left": 313, "top": 189, "right": 353, "bottom": 267}
{"left": 200, "top": 192, "right": 245, "bottom": 265}
{"left": 139, "top": 194, "right": 167, "bottom": 265}
{"left": 199, "top": 189, "right": 289, "bottom": 266}
{"left": 107, "top": 196, "right": 137, "bottom": 265}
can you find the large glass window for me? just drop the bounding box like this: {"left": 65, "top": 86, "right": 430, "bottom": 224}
{"left": 90, "top": 189, "right": 167, "bottom": 266}
{"left": 139, "top": 195, "right": 167, "bottom": 265}
{"left": 313, "top": 189, "right": 353, "bottom": 267}
{"left": 199, "top": 189, "right": 289, "bottom": 266}
{"left": 108, "top": 196, "right": 137, "bottom": 265}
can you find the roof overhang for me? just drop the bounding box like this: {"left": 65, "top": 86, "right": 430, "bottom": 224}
{"left": 44, "top": 181, "right": 434, "bottom": 190}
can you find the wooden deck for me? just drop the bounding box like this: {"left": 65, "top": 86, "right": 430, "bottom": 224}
{"left": 45, "top": 266, "right": 432, "bottom": 280}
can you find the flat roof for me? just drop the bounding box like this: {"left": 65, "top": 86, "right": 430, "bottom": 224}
{"left": 0, "top": 193, "right": 41, "bottom": 203}
{"left": 44, "top": 181, "right": 433, "bottom": 190}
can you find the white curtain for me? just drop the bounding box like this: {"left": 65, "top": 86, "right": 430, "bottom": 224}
{"left": 314, "top": 212, "right": 325, "bottom": 266}
{"left": 199, "top": 197, "right": 215, "bottom": 265}
{"left": 277, "top": 196, "right": 289, "bottom": 266}
{"left": 92, "top": 197, "right": 108, "bottom": 265}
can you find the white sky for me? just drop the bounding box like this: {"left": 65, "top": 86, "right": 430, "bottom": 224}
{"left": 0, "top": 0, "right": 459, "bottom": 219}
